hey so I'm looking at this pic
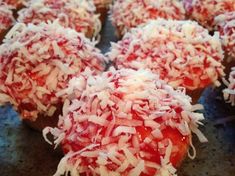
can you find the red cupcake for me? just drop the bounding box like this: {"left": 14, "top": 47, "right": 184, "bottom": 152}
{"left": 0, "top": 2, "right": 15, "bottom": 41}
{"left": 224, "top": 67, "right": 235, "bottom": 105}
{"left": 0, "top": 21, "right": 106, "bottom": 131}
{"left": 110, "top": 0, "right": 186, "bottom": 37}
{"left": 108, "top": 19, "right": 225, "bottom": 103}
{"left": 17, "top": 0, "right": 101, "bottom": 39}
{"left": 44, "top": 68, "right": 207, "bottom": 176}
{"left": 183, "top": 0, "right": 235, "bottom": 30}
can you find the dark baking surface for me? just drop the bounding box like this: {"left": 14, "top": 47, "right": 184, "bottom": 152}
{"left": 1, "top": 18, "right": 235, "bottom": 176}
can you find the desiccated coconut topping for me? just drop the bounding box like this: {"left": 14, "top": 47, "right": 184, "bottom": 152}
{"left": 109, "top": 0, "right": 186, "bottom": 37}
{"left": 108, "top": 19, "right": 224, "bottom": 91}
{"left": 214, "top": 12, "right": 235, "bottom": 58}
{"left": 183, "top": 0, "right": 235, "bottom": 30}
{"left": 17, "top": 0, "right": 101, "bottom": 39}
{"left": 44, "top": 68, "right": 207, "bottom": 176}
{"left": 0, "top": 2, "right": 15, "bottom": 31}
{"left": 0, "top": 21, "right": 106, "bottom": 121}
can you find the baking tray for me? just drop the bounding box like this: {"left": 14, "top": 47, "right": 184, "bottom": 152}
{"left": 0, "top": 18, "right": 235, "bottom": 176}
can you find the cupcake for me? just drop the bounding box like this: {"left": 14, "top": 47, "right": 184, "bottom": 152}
{"left": 107, "top": 19, "right": 224, "bottom": 103}
{"left": 93, "top": 0, "right": 111, "bottom": 24}
{"left": 109, "top": 0, "right": 186, "bottom": 38}
{"left": 0, "top": 21, "right": 106, "bottom": 131}
{"left": 43, "top": 68, "right": 207, "bottom": 176}
{"left": 17, "top": 0, "right": 101, "bottom": 39}
{"left": 0, "top": 2, "right": 15, "bottom": 42}
{"left": 183, "top": 0, "right": 235, "bottom": 31}
{"left": 214, "top": 12, "right": 235, "bottom": 77}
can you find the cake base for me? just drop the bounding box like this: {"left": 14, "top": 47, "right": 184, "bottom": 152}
{"left": 0, "top": 28, "right": 10, "bottom": 43}
{"left": 96, "top": 6, "right": 108, "bottom": 25}
{"left": 23, "top": 105, "right": 62, "bottom": 131}
{"left": 222, "top": 54, "right": 235, "bottom": 79}
{"left": 187, "top": 88, "right": 204, "bottom": 104}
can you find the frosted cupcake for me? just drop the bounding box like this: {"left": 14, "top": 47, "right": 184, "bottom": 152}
{"left": 0, "top": 21, "right": 106, "bottom": 131}
{"left": 44, "top": 68, "right": 207, "bottom": 176}
{"left": 110, "top": 0, "right": 186, "bottom": 37}
{"left": 17, "top": 0, "right": 101, "bottom": 39}
{"left": 183, "top": 0, "right": 235, "bottom": 30}
{"left": 107, "top": 19, "right": 224, "bottom": 103}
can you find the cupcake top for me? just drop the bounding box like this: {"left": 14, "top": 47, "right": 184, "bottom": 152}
{"left": 17, "top": 0, "right": 101, "bottom": 38}
{"left": 214, "top": 12, "right": 235, "bottom": 58}
{"left": 223, "top": 67, "right": 235, "bottom": 105}
{"left": 108, "top": 19, "right": 224, "bottom": 91}
{"left": 44, "top": 68, "right": 207, "bottom": 176}
{"left": 0, "top": 21, "right": 106, "bottom": 121}
{"left": 183, "top": 0, "right": 235, "bottom": 30}
{"left": 109, "top": 0, "right": 186, "bottom": 37}
{"left": 0, "top": 2, "right": 15, "bottom": 32}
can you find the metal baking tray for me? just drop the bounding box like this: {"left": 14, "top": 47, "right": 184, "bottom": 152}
{"left": 0, "top": 19, "right": 235, "bottom": 176}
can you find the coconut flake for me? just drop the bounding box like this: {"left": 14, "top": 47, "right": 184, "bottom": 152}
{"left": 122, "top": 147, "right": 138, "bottom": 167}
{"left": 128, "top": 160, "right": 145, "bottom": 176}
{"left": 113, "top": 126, "right": 136, "bottom": 136}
